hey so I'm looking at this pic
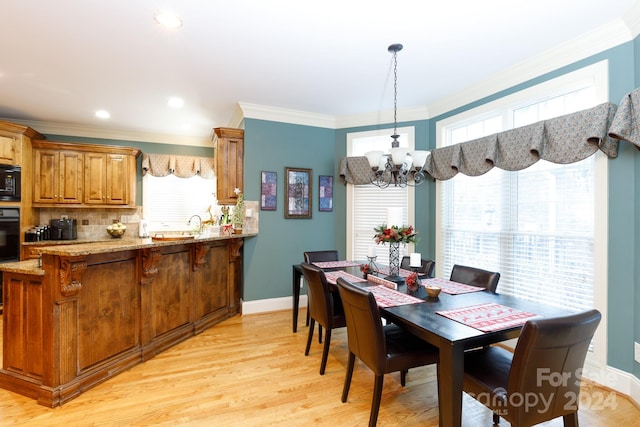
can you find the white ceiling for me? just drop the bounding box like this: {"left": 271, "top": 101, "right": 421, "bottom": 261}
{"left": 1, "top": 1, "right": 638, "bottom": 145}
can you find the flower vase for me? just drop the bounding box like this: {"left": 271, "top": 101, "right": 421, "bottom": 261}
{"left": 385, "top": 241, "right": 403, "bottom": 284}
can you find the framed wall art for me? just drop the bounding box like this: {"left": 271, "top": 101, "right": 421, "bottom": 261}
{"left": 260, "top": 171, "right": 277, "bottom": 211}
{"left": 318, "top": 175, "right": 333, "bottom": 212}
{"left": 285, "top": 167, "right": 312, "bottom": 219}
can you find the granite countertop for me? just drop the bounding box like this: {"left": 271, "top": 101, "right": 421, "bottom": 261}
{"left": 2, "top": 232, "right": 256, "bottom": 275}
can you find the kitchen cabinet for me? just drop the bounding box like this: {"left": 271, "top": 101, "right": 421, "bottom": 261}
{"left": 84, "top": 152, "right": 131, "bottom": 205}
{"left": 33, "top": 148, "right": 83, "bottom": 204}
{"left": 32, "top": 140, "right": 140, "bottom": 208}
{"left": 0, "top": 136, "right": 17, "bottom": 165}
{"left": 213, "top": 127, "right": 244, "bottom": 205}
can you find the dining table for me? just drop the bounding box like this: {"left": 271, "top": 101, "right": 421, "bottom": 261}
{"left": 296, "top": 261, "right": 573, "bottom": 427}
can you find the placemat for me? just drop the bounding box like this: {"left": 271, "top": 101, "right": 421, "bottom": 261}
{"left": 422, "top": 277, "right": 485, "bottom": 295}
{"left": 436, "top": 302, "right": 538, "bottom": 332}
{"left": 366, "top": 285, "right": 424, "bottom": 308}
{"left": 324, "top": 270, "right": 367, "bottom": 285}
{"left": 312, "top": 260, "right": 361, "bottom": 269}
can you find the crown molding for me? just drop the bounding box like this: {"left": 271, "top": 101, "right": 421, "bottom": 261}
{"left": 335, "top": 105, "right": 430, "bottom": 130}
{"left": 428, "top": 18, "right": 635, "bottom": 118}
{"left": 239, "top": 102, "right": 336, "bottom": 129}
{"left": 2, "top": 118, "right": 213, "bottom": 147}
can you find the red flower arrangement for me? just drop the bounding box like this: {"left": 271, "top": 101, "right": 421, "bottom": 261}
{"left": 406, "top": 272, "right": 419, "bottom": 290}
{"left": 360, "top": 264, "right": 370, "bottom": 274}
{"left": 373, "top": 224, "right": 418, "bottom": 245}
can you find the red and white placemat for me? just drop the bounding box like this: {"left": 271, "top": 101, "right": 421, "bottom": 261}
{"left": 324, "top": 270, "right": 367, "bottom": 285}
{"left": 312, "top": 260, "right": 361, "bottom": 269}
{"left": 422, "top": 277, "right": 485, "bottom": 295}
{"left": 366, "top": 285, "right": 424, "bottom": 308}
{"left": 436, "top": 302, "right": 539, "bottom": 332}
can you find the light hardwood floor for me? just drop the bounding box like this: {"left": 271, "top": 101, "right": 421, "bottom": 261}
{"left": 0, "top": 310, "right": 637, "bottom": 426}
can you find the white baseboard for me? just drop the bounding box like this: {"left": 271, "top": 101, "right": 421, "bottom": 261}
{"left": 241, "top": 295, "right": 307, "bottom": 315}
{"left": 240, "top": 296, "right": 640, "bottom": 408}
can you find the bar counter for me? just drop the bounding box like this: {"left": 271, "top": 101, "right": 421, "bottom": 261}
{"left": 0, "top": 232, "right": 255, "bottom": 407}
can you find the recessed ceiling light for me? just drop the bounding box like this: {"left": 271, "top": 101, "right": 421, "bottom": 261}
{"left": 154, "top": 11, "right": 182, "bottom": 29}
{"left": 95, "top": 110, "right": 110, "bottom": 119}
{"left": 168, "top": 97, "right": 184, "bottom": 108}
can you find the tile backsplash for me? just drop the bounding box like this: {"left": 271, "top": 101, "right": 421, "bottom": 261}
{"left": 38, "top": 207, "right": 142, "bottom": 240}
{"left": 37, "top": 201, "right": 259, "bottom": 240}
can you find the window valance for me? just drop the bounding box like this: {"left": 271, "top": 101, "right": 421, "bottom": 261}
{"left": 608, "top": 87, "right": 640, "bottom": 149}
{"left": 141, "top": 153, "right": 215, "bottom": 179}
{"left": 340, "top": 101, "right": 619, "bottom": 183}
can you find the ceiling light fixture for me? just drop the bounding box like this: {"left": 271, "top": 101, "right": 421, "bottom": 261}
{"left": 168, "top": 97, "right": 184, "bottom": 108}
{"left": 95, "top": 110, "right": 110, "bottom": 119}
{"left": 154, "top": 11, "right": 183, "bottom": 29}
{"left": 365, "top": 44, "right": 430, "bottom": 188}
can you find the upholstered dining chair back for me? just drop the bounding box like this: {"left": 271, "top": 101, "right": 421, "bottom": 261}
{"left": 463, "top": 309, "right": 601, "bottom": 426}
{"left": 400, "top": 256, "right": 435, "bottom": 277}
{"left": 450, "top": 264, "right": 500, "bottom": 293}
{"left": 336, "top": 278, "right": 439, "bottom": 427}
{"left": 300, "top": 262, "right": 345, "bottom": 375}
{"left": 304, "top": 250, "right": 339, "bottom": 263}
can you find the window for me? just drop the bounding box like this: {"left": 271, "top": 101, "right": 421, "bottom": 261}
{"left": 142, "top": 174, "right": 217, "bottom": 233}
{"left": 436, "top": 61, "right": 608, "bottom": 364}
{"left": 346, "top": 127, "right": 415, "bottom": 264}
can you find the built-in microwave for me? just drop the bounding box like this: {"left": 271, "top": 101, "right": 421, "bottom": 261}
{"left": 0, "top": 164, "right": 20, "bottom": 201}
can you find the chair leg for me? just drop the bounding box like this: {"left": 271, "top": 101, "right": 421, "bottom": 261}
{"left": 319, "top": 325, "right": 323, "bottom": 343}
{"left": 306, "top": 307, "right": 310, "bottom": 326}
{"left": 400, "top": 369, "right": 408, "bottom": 386}
{"left": 305, "top": 319, "right": 315, "bottom": 356}
{"left": 492, "top": 412, "right": 500, "bottom": 424}
{"left": 563, "top": 413, "right": 578, "bottom": 427}
{"left": 319, "top": 327, "right": 332, "bottom": 375}
{"left": 369, "top": 374, "right": 384, "bottom": 427}
{"left": 342, "top": 352, "right": 355, "bottom": 402}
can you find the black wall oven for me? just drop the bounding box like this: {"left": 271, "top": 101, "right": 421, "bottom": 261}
{"left": 0, "top": 207, "right": 19, "bottom": 309}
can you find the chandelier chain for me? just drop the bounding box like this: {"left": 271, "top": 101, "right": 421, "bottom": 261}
{"left": 393, "top": 48, "right": 398, "bottom": 136}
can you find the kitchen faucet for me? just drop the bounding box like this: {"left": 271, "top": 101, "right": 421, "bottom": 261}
{"left": 188, "top": 215, "right": 202, "bottom": 234}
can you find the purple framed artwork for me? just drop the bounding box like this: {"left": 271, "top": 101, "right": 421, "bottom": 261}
{"left": 318, "top": 175, "right": 333, "bottom": 212}
{"left": 260, "top": 171, "right": 277, "bottom": 211}
{"left": 285, "top": 167, "right": 312, "bottom": 219}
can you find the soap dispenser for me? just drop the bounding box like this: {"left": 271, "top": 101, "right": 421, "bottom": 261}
{"left": 139, "top": 218, "right": 149, "bottom": 237}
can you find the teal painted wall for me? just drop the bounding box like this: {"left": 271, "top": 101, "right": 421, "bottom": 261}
{"left": 241, "top": 119, "right": 336, "bottom": 301}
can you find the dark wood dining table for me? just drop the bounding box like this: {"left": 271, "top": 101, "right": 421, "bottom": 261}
{"left": 294, "top": 262, "right": 573, "bottom": 427}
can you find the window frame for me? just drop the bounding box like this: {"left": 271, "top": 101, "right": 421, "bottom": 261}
{"left": 434, "top": 61, "right": 608, "bottom": 368}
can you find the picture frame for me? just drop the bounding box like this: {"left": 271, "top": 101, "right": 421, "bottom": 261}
{"left": 260, "top": 171, "right": 277, "bottom": 211}
{"left": 318, "top": 175, "right": 333, "bottom": 212}
{"left": 284, "top": 167, "right": 312, "bottom": 219}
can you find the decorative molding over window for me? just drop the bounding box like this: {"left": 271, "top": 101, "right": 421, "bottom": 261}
{"left": 141, "top": 153, "right": 215, "bottom": 179}
{"left": 341, "top": 102, "right": 620, "bottom": 184}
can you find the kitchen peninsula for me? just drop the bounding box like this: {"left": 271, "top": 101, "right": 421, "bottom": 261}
{"left": 0, "top": 233, "right": 254, "bottom": 407}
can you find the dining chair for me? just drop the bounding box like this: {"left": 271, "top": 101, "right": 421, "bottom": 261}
{"left": 400, "top": 256, "right": 435, "bottom": 277}
{"left": 450, "top": 264, "right": 501, "bottom": 293}
{"left": 336, "top": 277, "right": 439, "bottom": 427}
{"left": 303, "top": 250, "right": 340, "bottom": 333}
{"left": 462, "top": 309, "right": 601, "bottom": 426}
{"left": 300, "top": 262, "right": 346, "bottom": 375}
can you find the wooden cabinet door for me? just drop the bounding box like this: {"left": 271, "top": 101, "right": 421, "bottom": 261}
{"left": 0, "top": 135, "right": 17, "bottom": 164}
{"left": 85, "top": 153, "right": 129, "bottom": 205}
{"left": 33, "top": 149, "right": 58, "bottom": 203}
{"left": 106, "top": 153, "right": 128, "bottom": 204}
{"left": 57, "top": 151, "right": 83, "bottom": 204}
{"left": 214, "top": 128, "right": 244, "bottom": 205}
{"left": 34, "top": 149, "right": 83, "bottom": 204}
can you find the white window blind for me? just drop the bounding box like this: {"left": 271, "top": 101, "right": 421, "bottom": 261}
{"left": 143, "top": 174, "right": 217, "bottom": 232}
{"left": 438, "top": 84, "right": 599, "bottom": 313}
{"left": 347, "top": 127, "right": 414, "bottom": 264}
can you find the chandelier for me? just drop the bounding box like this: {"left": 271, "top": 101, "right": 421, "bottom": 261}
{"left": 365, "top": 44, "right": 430, "bottom": 188}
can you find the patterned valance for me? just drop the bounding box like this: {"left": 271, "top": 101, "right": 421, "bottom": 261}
{"left": 608, "top": 87, "right": 640, "bottom": 149}
{"left": 141, "top": 153, "right": 215, "bottom": 179}
{"left": 340, "top": 101, "right": 619, "bottom": 183}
